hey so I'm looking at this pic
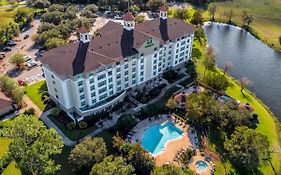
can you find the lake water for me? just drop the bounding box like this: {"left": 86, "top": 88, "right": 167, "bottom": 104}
{"left": 203, "top": 22, "right": 281, "bottom": 120}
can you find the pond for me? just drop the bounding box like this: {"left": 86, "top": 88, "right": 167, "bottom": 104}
{"left": 203, "top": 22, "right": 281, "bottom": 120}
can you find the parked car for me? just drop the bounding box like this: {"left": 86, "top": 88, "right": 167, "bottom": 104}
{"left": 23, "top": 55, "right": 32, "bottom": 62}
{"left": 25, "top": 59, "right": 37, "bottom": 69}
{"left": 7, "top": 40, "right": 16, "bottom": 46}
{"left": 35, "top": 50, "right": 46, "bottom": 57}
{"left": 0, "top": 52, "right": 5, "bottom": 57}
{"left": 114, "top": 15, "right": 122, "bottom": 20}
{"left": 2, "top": 47, "right": 11, "bottom": 52}
{"left": 23, "top": 34, "right": 29, "bottom": 39}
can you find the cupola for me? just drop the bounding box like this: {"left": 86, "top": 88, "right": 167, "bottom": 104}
{"left": 123, "top": 12, "right": 135, "bottom": 31}
{"left": 78, "top": 26, "right": 91, "bottom": 43}
{"left": 159, "top": 5, "right": 168, "bottom": 20}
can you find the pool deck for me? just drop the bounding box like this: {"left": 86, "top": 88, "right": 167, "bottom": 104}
{"left": 129, "top": 114, "right": 199, "bottom": 167}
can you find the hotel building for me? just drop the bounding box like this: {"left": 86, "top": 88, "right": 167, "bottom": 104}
{"left": 41, "top": 6, "right": 195, "bottom": 122}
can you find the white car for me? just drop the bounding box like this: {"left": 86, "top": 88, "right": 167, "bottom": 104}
{"left": 25, "top": 60, "right": 37, "bottom": 69}
{"left": 23, "top": 55, "right": 32, "bottom": 62}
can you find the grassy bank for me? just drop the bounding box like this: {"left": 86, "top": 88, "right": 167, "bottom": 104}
{"left": 195, "top": 39, "right": 281, "bottom": 174}
{"left": 25, "top": 80, "right": 47, "bottom": 111}
{"left": 205, "top": 0, "right": 281, "bottom": 52}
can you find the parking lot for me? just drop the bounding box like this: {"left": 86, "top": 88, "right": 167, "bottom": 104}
{"left": 1, "top": 19, "right": 43, "bottom": 83}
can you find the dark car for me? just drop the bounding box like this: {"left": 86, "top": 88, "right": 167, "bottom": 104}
{"left": 2, "top": 47, "right": 12, "bottom": 52}
{"left": 7, "top": 40, "right": 16, "bottom": 46}
{"left": 23, "top": 35, "right": 29, "bottom": 39}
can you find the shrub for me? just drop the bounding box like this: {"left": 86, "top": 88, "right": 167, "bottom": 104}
{"left": 78, "top": 121, "right": 88, "bottom": 129}
{"left": 23, "top": 107, "right": 35, "bottom": 115}
{"left": 51, "top": 107, "right": 60, "bottom": 117}
{"left": 67, "top": 122, "right": 76, "bottom": 130}
{"left": 114, "top": 114, "right": 137, "bottom": 137}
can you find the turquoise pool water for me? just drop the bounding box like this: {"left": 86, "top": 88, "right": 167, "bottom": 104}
{"left": 195, "top": 160, "right": 208, "bottom": 173}
{"left": 141, "top": 122, "right": 184, "bottom": 155}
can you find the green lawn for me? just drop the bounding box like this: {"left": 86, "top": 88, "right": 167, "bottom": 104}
{"left": 195, "top": 41, "right": 281, "bottom": 174}
{"left": 47, "top": 115, "right": 98, "bottom": 141}
{"left": 25, "top": 80, "right": 47, "bottom": 111}
{"left": 206, "top": 0, "right": 281, "bottom": 52}
{"left": 0, "top": 138, "right": 11, "bottom": 158}
{"left": 95, "top": 129, "right": 115, "bottom": 154}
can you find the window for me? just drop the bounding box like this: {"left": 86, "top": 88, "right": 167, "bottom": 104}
{"left": 116, "top": 61, "right": 120, "bottom": 65}
{"left": 140, "top": 53, "right": 144, "bottom": 57}
{"left": 109, "top": 84, "right": 113, "bottom": 89}
{"left": 78, "top": 81, "right": 82, "bottom": 86}
{"left": 125, "top": 83, "right": 129, "bottom": 88}
{"left": 108, "top": 77, "right": 112, "bottom": 83}
{"left": 98, "top": 80, "right": 106, "bottom": 87}
{"left": 132, "top": 74, "right": 136, "bottom": 78}
{"left": 92, "top": 99, "right": 96, "bottom": 104}
{"left": 176, "top": 49, "right": 179, "bottom": 53}
{"left": 90, "top": 78, "right": 94, "bottom": 84}
{"left": 98, "top": 87, "right": 107, "bottom": 94}
{"left": 140, "top": 65, "right": 144, "bottom": 70}
{"left": 55, "top": 95, "right": 59, "bottom": 99}
{"left": 117, "top": 74, "right": 121, "bottom": 79}
{"left": 81, "top": 101, "right": 86, "bottom": 106}
{"left": 125, "top": 71, "right": 128, "bottom": 75}
{"left": 153, "top": 71, "right": 156, "bottom": 76}
{"left": 140, "top": 58, "right": 144, "bottom": 63}
{"left": 154, "top": 47, "right": 157, "bottom": 51}
{"left": 80, "top": 95, "right": 85, "bottom": 100}
{"left": 91, "top": 92, "right": 95, "bottom": 97}
{"left": 154, "top": 53, "right": 157, "bottom": 58}
{"left": 108, "top": 71, "right": 112, "bottom": 76}
{"left": 117, "top": 80, "right": 121, "bottom": 86}
{"left": 153, "top": 65, "right": 157, "bottom": 70}
{"left": 124, "top": 64, "right": 128, "bottom": 69}
{"left": 140, "top": 77, "right": 144, "bottom": 82}
{"left": 154, "top": 60, "right": 157, "bottom": 64}
{"left": 99, "top": 94, "right": 107, "bottom": 100}
{"left": 53, "top": 81, "right": 55, "bottom": 84}
{"left": 132, "top": 79, "right": 136, "bottom": 85}
{"left": 140, "top": 71, "right": 144, "bottom": 76}
{"left": 51, "top": 74, "right": 54, "bottom": 78}
{"left": 97, "top": 74, "right": 106, "bottom": 80}
{"left": 117, "top": 86, "right": 121, "bottom": 92}
{"left": 79, "top": 88, "right": 83, "bottom": 93}
{"left": 109, "top": 90, "right": 114, "bottom": 95}
{"left": 54, "top": 88, "right": 57, "bottom": 93}
{"left": 117, "top": 68, "right": 121, "bottom": 72}
{"left": 132, "top": 67, "right": 136, "bottom": 72}
{"left": 90, "top": 86, "right": 95, "bottom": 91}
{"left": 125, "top": 77, "right": 128, "bottom": 82}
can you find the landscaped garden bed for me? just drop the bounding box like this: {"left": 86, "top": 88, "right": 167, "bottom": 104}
{"left": 179, "top": 76, "right": 195, "bottom": 87}
{"left": 163, "top": 70, "right": 184, "bottom": 83}
{"left": 134, "top": 83, "right": 167, "bottom": 104}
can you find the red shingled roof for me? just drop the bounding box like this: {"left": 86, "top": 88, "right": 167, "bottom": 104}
{"left": 42, "top": 18, "right": 195, "bottom": 77}
{"left": 78, "top": 26, "right": 90, "bottom": 33}
{"left": 0, "top": 91, "right": 12, "bottom": 109}
{"left": 123, "top": 12, "right": 134, "bottom": 21}
{"left": 159, "top": 5, "right": 168, "bottom": 12}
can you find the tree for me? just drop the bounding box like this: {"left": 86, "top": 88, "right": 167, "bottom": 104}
{"left": 10, "top": 53, "right": 25, "bottom": 69}
{"left": 153, "top": 165, "right": 193, "bottom": 175}
{"left": 114, "top": 114, "right": 137, "bottom": 137}
{"left": 239, "top": 77, "right": 251, "bottom": 94}
{"left": 41, "top": 11, "right": 64, "bottom": 25}
{"left": 90, "top": 156, "right": 135, "bottom": 175}
{"left": 202, "top": 47, "right": 216, "bottom": 75}
{"left": 13, "top": 7, "right": 34, "bottom": 29}
{"left": 224, "top": 126, "right": 271, "bottom": 170}
{"left": 45, "top": 37, "right": 65, "bottom": 50}
{"left": 166, "top": 97, "right": 177, "bottom": 111}
{"left": 80, "top": 10, "right": 96, "bottom": 18}
{"left": 11, "top": 87, "right": 24, "bottom": 103}
{"left": 0, "top": 22, "right": 19, "bottom": 48}
{"left": 84, "top": 4, "right": 98, "bottom": 13}
{"left": 0, "top": 74, "right": 24, "bottom": 103}
{"left": 174, "top": 8, "right": 189, "bottom": 20}
{"left": 0, "top": 115, "right": 63, "bottom": 175}
{"left": 201, "top": 72, "right": 229, "bottom": 92}
{"left": 223, "top": 62, "right": 233, "bottom": 75}
{"left": 191, "top": 10, "right": 203, "bottom": 26}
{"left": 208, "top": 4, "right": 217, "bottom": 21}
{"left": 135, "top": 15, "right": 145, "bottom": 24}
{"left": 242, "top": 11, "right": 254, "bottom": 30}
{"left": 194, "top": 27, "right": 205, "bottom": 43}
{"left": 130, "top": 4, "right": 140, "bottom": 13}
{"left": 186, "top": 92, "right": 219, "bottom": 130}
{"left": 146, "top": 0, "right": 163, "bottom": 12}
{"left": 33, "top": 0, "right": 50, "bottom": 9}
{"left": 225, "top": 9, "right": 233, "bottom": 24}
{"left": 69, "top": 137, "right": 107, "bottom": 170}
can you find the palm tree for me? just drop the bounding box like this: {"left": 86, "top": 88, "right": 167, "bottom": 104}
{"left": 223, "top": 62, "right": 233, "bottom": 75}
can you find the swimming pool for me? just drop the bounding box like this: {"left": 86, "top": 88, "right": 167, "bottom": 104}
{"left": 141, "top": 121, "right": 184, "bottom": 156}
{"left": 195, "top": 160, "right": 208, "bottom": 173}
